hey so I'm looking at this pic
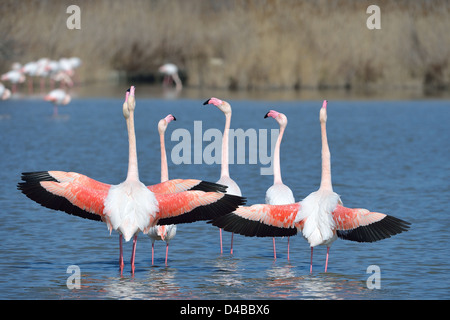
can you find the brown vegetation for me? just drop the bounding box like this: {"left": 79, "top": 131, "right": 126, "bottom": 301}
{"left": 1, "top": 0, "right": 449, "bottom": 91}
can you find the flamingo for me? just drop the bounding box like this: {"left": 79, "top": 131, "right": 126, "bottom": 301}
{"left": 1, "top": 70, "right": 25, "bottom": 94}
{"left": 44, "top": 89, "right": 71, "bottom": 117}
{"left": 264, "top": 110, "right": 295, "bottom": 261}
{"left": 21, "top": 61, "right": 39, "bottom": 93}
{"left": 211, "top": 100, "right": 410, "bottom": 272}
{"left": 69, "top": 57, "right": 82, "bottom": 85}
{"left": 11, "top": 62, "right": 22, "bottom": 71}
{"left": 148, "top": 114, "right": 178, "bottom": 266}
{"left": 18, "top": 86, "right": 245, "bottom": 275}
{"left": 54, "top": 58, "right": 75, "bottom": 88}
{"left": 203, "top": 97, "right": 242, "bottom": 255}
{"left": 0, "top": 83, "right": 11, "bottom": 100}
{"left": 35, "top": 58, "right": 51, "bottom": 92}
{"left": 159, "top": 63, "right": 182, "bottom": 91}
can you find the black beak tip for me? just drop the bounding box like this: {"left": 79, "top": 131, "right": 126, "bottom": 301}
{"left": 173, "top": 116, "right": 177, "bottom": 121}
{"left": 203, "top": 99, "right": 210, "bottom": 105}
{"left": 264, "top": 112, "right": 270, "bottom": 118}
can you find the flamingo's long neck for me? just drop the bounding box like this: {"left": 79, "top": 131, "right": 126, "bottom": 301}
{"left": 319, "top": 119, "right": 332, "bottom": 191}
{"left": 160, "top": 131, "right": 169, "bottom": 182}
{"left": 126, "top": 109, "right": 139, "bottom": 181}
{"left": 273, "top": 126, "right": 285, "bottom": 184}
{"left": 220, "top": 113, "right": 231, "bottom": 178}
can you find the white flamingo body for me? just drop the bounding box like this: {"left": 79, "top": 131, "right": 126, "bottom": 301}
{"left": 44, "top": 89, "right": 71, "bottom": 105}
{"left": 265, "top": 184, "right": 295, "bottom": 206}
{"left": 104, "top": 180, "right": 159, "bottom": 242}
{"left": 0, "top": 83, "right": 11, "bottom": 100}
{"left": 59, "top": 58, "right": 74, "bottom": 75}
{"left": 44, "top": 89, "right": 71, "bottom": 116}
{"left": 159, "top": 63, "right": 182, "bottom": 90}
{"left": 22, "top": 61, "right": 39, "bottom": 77}
{"left": 69, "top": 57, "right": 82, "bottom": 69}
{"left": 1, "top": 70, "right": 25, "bottom": 83}
{"left": 1, "top": 70, "right": 25, "bottom": 94}
{"left": 296, "top": 189, "right": 341, "bottom": 248}
{"left": 159, "top": 63, "right": 178, "bottom": 75}
{"left": 217, "top": 175, "right": 241, "bottom": 197}
{"left": 148, "top": 224, "right": 177, "bottom": 242}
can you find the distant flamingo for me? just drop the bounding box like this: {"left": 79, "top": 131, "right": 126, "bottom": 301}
{"left": 159, "top": 63, "right": 182, "bottom": 91}
{"left": 148, "top": 224, "right": 177, "bottom": 266}
{"left": 204, "top": 97, "right": 242, "bottom": 255}
{"left": 21, "top": 61, "right": 39, "bottom": 93}
{"left": 264, "top": 110, "right": 295, "bottom": 261}
{"left": 1, "top": 70, "right": 25, "bottom": 94}
{"left": 18, "top": 86, "right": 245, "bottom": 275}
{"left": 0, "top": 83, "right": 11, "bottom": 100}
{"left": 148, "top": 114, "right": 178, "bottom": 266}
{"left": 35, "top": 58, "right": 51, "bottom": 92}
{"left": 69, "top": 57, "right": 82, "bottom": 85}
{"left": 11, "top": 62, "right": 22, "bottom": 71}
{"left": 212, "top": 100, "right": 410, "bottom": 272}
{"left": 55, "top": 58, "right": 75, "bottom": 88}
{"left": 44, "top": 89, "right": 71, "bottom": 117}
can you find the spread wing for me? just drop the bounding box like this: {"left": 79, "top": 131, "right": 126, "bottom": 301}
{"left": 210, "top": 203, "right": 301, "bottom": 237}
{"left": 17, "top": 171, "right": 109, "bottom": 221}
{"left": 155, "top": 191, "right": 245, "bottom": 225}
{"left": 333, "top": 205, "right": 410, "bottom": 242}
{"left": 147, "top": 179, "right": 227, "bottom": 194}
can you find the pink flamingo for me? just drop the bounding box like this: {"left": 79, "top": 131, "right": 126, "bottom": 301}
{"left": 1, "top": 70, "right": 25, "bottom": 94}
{"left": 148, "top": 114, "right": 177, "bottom": 266}
{"left": 148, "top": 224, "right": 176, "bottom": 266}
{"left": 18, "top": 87, "right": 245, "bottom": 275}
{"left": 203, "top": 97, "right": 242, "bottom": 255}
{"left": 0, "top": 83, "right": 11, "bottom": 100}
{"left": 44, "top": 89, "right": 71, "bottom": 117}
{"left": 21, "top": 61, "right": 39, "bottom": 94}
{"left": 212, "top": 100, "right": 410, "bottom": 272}
{"left": 69, "top": 57, "right": 82, "bottom": 86}
{"left": 54, "top": 58, "right": 75, "bottom": 88}
{"left": 159, "top": 63, "right": 182, "bottom": 91}
{"left": 35, "top": 58, "right": 51, "bottom": 92}
{"left": 264, "top": 110, "right": 295, "bottom": 261}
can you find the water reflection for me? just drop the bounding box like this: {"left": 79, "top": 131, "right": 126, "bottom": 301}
{"left": 49, "top": 114, "right": 70, "bottom": 121}
{"left": 161, "top": 87, "right": 182, "bottom": 100}
{"left": 260, "top": 263, "right": 370, "bottom": 299}
{"left": 70, "top": 267, "right": 182, "bottom": 299}
{"left": 143, "top": 267, "right": 181, "bottom": 299}
{"left": 209, "top": 256, "right": 244, "bottom": 288}
{"left": 263, "top": 263, "right": 300, "bottom": 299}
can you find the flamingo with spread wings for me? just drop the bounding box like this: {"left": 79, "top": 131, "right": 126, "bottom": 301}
{"left": 18, "top": 87, "right": 245, "bottom": 275}
{"left": 212, "top": 100, "right": 410, "bottom": 272}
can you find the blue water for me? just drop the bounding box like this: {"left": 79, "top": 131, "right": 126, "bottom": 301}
{"left": 0, "top": 90, "right": 449, "bottom": 300}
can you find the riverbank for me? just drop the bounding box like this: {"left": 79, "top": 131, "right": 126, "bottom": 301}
{"left": 1, "top": 0, "right": 449, "bottom": 93}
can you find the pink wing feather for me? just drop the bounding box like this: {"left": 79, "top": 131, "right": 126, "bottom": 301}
{"left": 210, "top": 203, "right": 301, "bottom": 237}
{"left": 333, "top": 204, "right": 410, "bottom": 242}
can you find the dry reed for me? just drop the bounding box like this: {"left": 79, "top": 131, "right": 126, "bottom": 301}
{"left": 0, "top": 0, "right": 449, "bottom": 91}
